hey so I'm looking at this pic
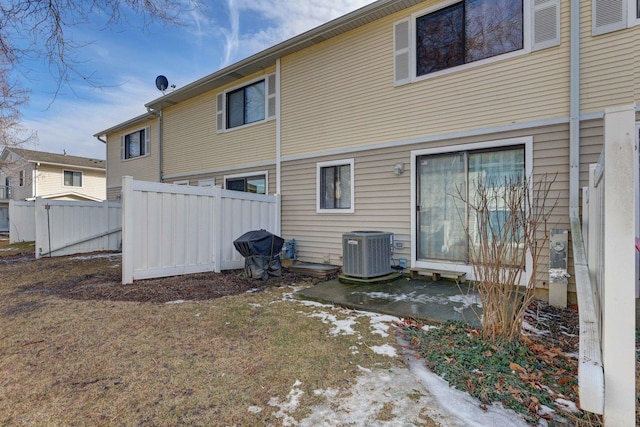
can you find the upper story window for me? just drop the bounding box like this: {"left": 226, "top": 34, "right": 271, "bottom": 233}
{"left": 120, "top": 126, "right": 150, "bottom": 160}
{"left": 63, "top": 170, "right": 82, "bottom": 187}
{"left": 225, "top": 172, "right": 267, "bottom": 194}
{"left": 216, "top": 74, "right": 276, "bottom": 132}
{"left": 227, "top": 81, "right": 265, "bottom": 128}
{"left": 394, "top": 0, "right": 560, "bottom": 85}
{"left": 416, "top": 0, "right": 523, "bottom": 76}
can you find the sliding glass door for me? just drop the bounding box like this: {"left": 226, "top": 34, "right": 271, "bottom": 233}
{"left": 417, "top": 146, "right": 525, "bottom": 263}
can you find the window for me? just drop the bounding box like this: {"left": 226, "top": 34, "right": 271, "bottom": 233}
{"left": 227, "top": 81, "right": 265, "bottom": 129}
{"left": 317, "top": 159, "right": 355, "bottom": 213}
{"left": 416, "top": 146, "right": 525, "bottom": 262}
{"left": 173, "top": 180, "right": 189, "bottom": 185}
{"left": 416, "top": 0, "right": 523, "bottom": 76}
{"left": 225, "top": 173, "right": 266, "bottom": 194}
{"left": 120, "top": 127, "right": 150, "bottom": 160}
{"left": 63, "top": 170, "right": 83, "bottom": 187}
{"left": 19, "top": 170, "right": 25, "bottom": 187}
{"left": 394, "top": 0, "right": 560, "bottom": 85}
{"left": 216, "top": 74, "right": 276, "bottom": 132}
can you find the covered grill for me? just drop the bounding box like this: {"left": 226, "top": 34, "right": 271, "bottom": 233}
{"left": 233, "top": 229, "right": 285, "bottom": 280}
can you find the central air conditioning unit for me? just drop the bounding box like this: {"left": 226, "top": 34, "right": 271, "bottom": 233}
{"left": 342, "top": 231, "right": 392, "bottom": 279}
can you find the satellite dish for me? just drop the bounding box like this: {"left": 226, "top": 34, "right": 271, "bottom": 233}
{"left": 155, "top": 75, "right": 169, "bottom": 92}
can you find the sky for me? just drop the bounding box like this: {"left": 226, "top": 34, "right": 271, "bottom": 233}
{"left": 16, "top": 0, "right": 375, "bottom": 160}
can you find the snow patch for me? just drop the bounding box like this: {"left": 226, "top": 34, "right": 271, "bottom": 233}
{"left": 309, "top": 312, "right": 357, "bottom": 336}
{"left": 247, "top": 406, "right": 262, "bottom": 414}
{"left": 554, "top": 398, "right": 579, "bottom": 414}
{"left": 400, "top": 337, "right": 529, "bottom": 427}
{"left": 268, "top": 379, "right": 304, "bottom": 426}
{"left": 69, "top": 253, "right": 121, "bottom": 261}
{"left": 370, "top": 344, "right": 397, "bottom": 357}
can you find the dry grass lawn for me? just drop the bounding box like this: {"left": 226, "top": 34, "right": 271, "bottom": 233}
{"left": 0, "top": 248, "right": 417, "bottom": 426}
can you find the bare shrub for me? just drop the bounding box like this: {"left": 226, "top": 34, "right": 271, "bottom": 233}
{"left": 458, "top": 174, "right": 557, "bottom": 342}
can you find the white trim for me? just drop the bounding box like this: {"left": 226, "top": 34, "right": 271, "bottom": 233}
{"left": 629, "top": 0, "right": 640, "bottom": 27}
{"left": 405, "top": 0, "right": 532, "bottom": 85}
{"left": 282, "top": 116, "right": 567, "bottom": 163}
{"left": 62, "top": 169, "right": 84, "bottom": 188}
{"left": 223, "top": 170, "right": 269, "bottom": 194}
{"left": 276, "top": 58, "right": 282, "bottom": 195}
{"left": 410, "top": 136, "right": 534, "bottom": 285}
{"left": 316, "top": 158, "right": 355, "bottom": 214}
{"left": 162, "top": 160, "right": 275, "bottom": 180}
{"left": 216, "top": 73, "right": 276, "bottom": 133}
{"left": 635, "top": 122, "right": 640, "bottom": 298}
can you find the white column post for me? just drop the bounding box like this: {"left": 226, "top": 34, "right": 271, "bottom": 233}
{"left": 121, "top": 176, "right": 134, "bottom": 284}
{"left": 212, "top": 186, "right": 223, "bottom": 273}
{"left": 602, "top": 104, "right": 636, "bottom": 426}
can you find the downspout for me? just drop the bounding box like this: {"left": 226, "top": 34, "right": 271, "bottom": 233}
{"left": 32, "top": 163, "right": 38, "bottom": 198}
{"left": 275, "top": 58, "right": 282, "bottom": 235}
{"left": 569, "top": 0, "right": 604, "bottom": 415}
{"left": 147, "top": 107, "right": 163, "bottom": 182}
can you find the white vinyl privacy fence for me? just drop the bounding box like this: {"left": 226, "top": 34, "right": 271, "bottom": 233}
{"left": 577, "top": 105, "right": 636, "bottom": 424}
{"left": 9, "top": 200, "right": 35, "bottom": 243}
{"left": 34, "top": 198, "right": 122, "bottom": 258}
{"left": 121, "top": 176, "right": 279, "bottom": 284}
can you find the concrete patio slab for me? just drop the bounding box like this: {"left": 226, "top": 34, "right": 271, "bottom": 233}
{"left": 297, "top": 275, "right": 482, "bottom": 327}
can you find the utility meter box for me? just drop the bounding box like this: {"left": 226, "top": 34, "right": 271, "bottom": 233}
{"left": 549, "top": 229, "right": 568, "bottom": 308}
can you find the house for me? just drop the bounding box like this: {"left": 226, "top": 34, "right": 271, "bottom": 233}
{"left": 0, "top": 147, "right": 106, "bottom": 231}
{"left": 95, "top": 0, "right": 638, "bottom": 302}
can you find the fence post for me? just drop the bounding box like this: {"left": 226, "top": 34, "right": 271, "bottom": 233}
{"left": 274, "top": 193, "right": 282, "bottom": 236}
{"left": 602, "top": 104, "right": 636, "bottom": 426}
{"left": 121, "top": 176, "right": 134, "bottom": 284}
{"left": 212, "top": 186, "right": 223, "bottom": 273}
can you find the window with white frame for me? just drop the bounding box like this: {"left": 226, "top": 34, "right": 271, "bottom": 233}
{"left": 120, "top": 127, "right": 150, "bottom": 160}
{"left": 394, "top": 0, "right": 560, "bottom": 85}
{"left": 416, "top": 146, "right": 525, "bottom": 263}
{"left": 216, "top": 74, "right": 276, "bottom": 132}
{"left": 63, "top": 170, "right": 83, "bottom": 187}
{"left": 225, "top": 173, "right": 267, "bottom": 194}
{"left": 317, "top": 159, "right": 355, "bottom": 213}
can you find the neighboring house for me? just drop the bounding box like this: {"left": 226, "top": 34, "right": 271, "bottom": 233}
{"left": 94, "top": 0, "right": 640, "bottom": 305}
{"left": 0, "top": 147, "right": 106, "bottom": 231}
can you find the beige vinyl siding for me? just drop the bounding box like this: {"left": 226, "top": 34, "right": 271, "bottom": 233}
{"left": 580, "top": 5, "right": 640, "bottom": 112}
{"left": 280, "top": 1, "right": 570, "bottom": 158}
{"left": 162, "top": 69, "right": 276, "bottom": 177}
{"left": 107, "top": 187, "right": 122, "bottom": 202}
{"left": 281, "top": 123, "right": 572, "bottom": 294}
{"left": 106, "top": 118, "right": 159, "bottom": 187}
{"left": 35, "top": 165, "right": 106, "bottom": 200}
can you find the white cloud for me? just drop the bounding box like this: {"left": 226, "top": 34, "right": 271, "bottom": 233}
{"left": 227, "top": 0, "right": 374, "bottom": 63}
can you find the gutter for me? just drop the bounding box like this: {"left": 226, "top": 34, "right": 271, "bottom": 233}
{"left": 569, "top": 0, "right": 604, "bottom": 414}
